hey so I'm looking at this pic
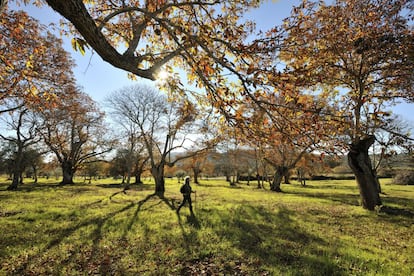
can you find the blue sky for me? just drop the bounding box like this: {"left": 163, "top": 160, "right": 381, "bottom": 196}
{"left": 11, "top": 0, "right": 414, "bottom": 124}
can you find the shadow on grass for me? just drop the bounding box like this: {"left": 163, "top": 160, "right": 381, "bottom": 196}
{"left": 287, "top": 189, "right": 361, "bottom": 206}
{"left": 199, "top": 205, "right": 348, "bottom": 275}
{"left": 296, "top": 184, "right": 358, "bottom": 191}
{"left": 8, "top": 191, "right": 183, "bottom": 275}
{"left": 378, "top": 205, "right": 414, "bottom": 223}
{"left": 97, "top": 183, "right": 153, "bottom": 190}
{"left": 196, "top": 182, "right": 244, "bottom": 189}
{"left": 9, "top": 201, "right": 136, "bottom": 275}
{"left": 0, "top": 182, "right": 61, "bottom": 192}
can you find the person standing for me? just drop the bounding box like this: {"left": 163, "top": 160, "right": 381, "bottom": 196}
{"left": 177, "top": 176, "right": 194, "bottom": 214}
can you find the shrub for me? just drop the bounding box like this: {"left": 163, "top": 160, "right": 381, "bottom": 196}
{"left": 393, "top": 170, "right": 414, "bottom": 185}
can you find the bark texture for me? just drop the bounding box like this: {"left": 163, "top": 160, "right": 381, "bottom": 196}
{"left": 348, "top": 136, "right": 382, "bottom": 210}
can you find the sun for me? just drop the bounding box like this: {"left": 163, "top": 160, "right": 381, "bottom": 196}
{"left": 157, "top": 70, "right": 169, "bottom": 81}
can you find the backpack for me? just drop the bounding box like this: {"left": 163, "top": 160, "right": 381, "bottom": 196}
{"left": 180, "top": 184, "right": 190, "bottom": 194}
{"left": 180, "top": 184, "right": 186, "bottom": 194}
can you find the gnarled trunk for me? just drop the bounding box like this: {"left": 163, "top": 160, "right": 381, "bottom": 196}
{"left": 151, "top": 165, "right": 165, "bottom": 196}
{"left": 270, "top": 166, "right": 288, "bottom": 192}
{"left": 348, "top": 136, "right": 382, "bottom": 210}
{"left": 61, "top": 160, "right": 75, "bottom": 185}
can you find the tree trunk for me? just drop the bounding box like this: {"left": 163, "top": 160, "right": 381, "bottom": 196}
{"left": 297, "top": 169, "right": 306, "bottom": 186}
{"left": 134, "top": 159, "right": 146, "bottom": 185}
{"left": 270, "top": 166, "right": 288, "bottom": 192}
{"left": 7, "top": 149, "right": 24, "bottom": 190}
{"left": 256, "top": 174, "right": 262, "bottom": 189}
{"left": 33, "top": 165, "right": 38, "bottom": 184}
{"left": 193, "top": 167, "right": 201, "bottom": 184}
{"left": 373, "top": 169, "right": 382, "bottom": 193}
{"left": 61, "top": 160, "right": 75, "bottom": 185}
{"left": 348, "top": 136, "right": 382, "bottom": 210}
{"left": 134, "top": 170, "right": 143, "bottom": 184}
{"left": 151, "top": 165, "right": 165, "bottom": 196}
{"left": 270, "top": 171, "right": 283, "bottom": 192}
{"left": 283, "top": 170, "right": 291, "bottom": 184}
{"left": 7, "top": 173, "right": 19, "bottom": 190}
{"left": 230, "top": 173, "right": 237, "bottom": 186}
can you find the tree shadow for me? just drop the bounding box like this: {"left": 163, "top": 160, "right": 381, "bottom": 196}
{"left": 196, "top": 182, "right": 243, "bottom": 189}
{"left": 9, "top": 191, "right": 182, "bottom": 275}
{"left": 0, "top": 182, "right": 61, "bottom": 192}
{"left": 107, "top": 184, "right": 154, "bottom": 202}
{"left": 287, "top": 189, "right": 361, "bottom": 206}
{"left": 200, "top": 205, "right": 348, "bottom": 275}
{"left": 96, "top": 183, "right": 153, "bottom": 191}
{"left": 11, "top": 200, "right": 136, "bottom": 275}
{"left": 378, "top": 205, "right": 414, "bottom": 222}
{"left": 122, "top": 193, "right": 157, "bottom": 237}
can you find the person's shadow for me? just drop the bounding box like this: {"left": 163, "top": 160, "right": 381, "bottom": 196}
{"left": 177, "top": 210, "right": 201, "bottom": 229}
{"left": 187, "top": 212, "right": 201, "bottom": 228}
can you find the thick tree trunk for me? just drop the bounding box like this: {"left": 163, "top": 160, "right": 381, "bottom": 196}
{"left": 134, "top": 170, "right": 143, "bottom": 184}
{"left": 348, "top": 136, "right": 382, "bottom": 210}
{"left": 61, "top": 161, "right": 75, "bottom": 185}
{"left": 270, "top": 166, "right": 288, "bottom": 192}
{"left": 270, "top": 172, "right": 283, "bottom": 192}
{"left": 283, "top": 171, "right": 291, "bottom": 184}
{"left": 193, "top": 167, "right": 201, "bottom": 184}
{"left": 134, "top": 160, "right": 146, "bottom": 184}
{"left": 7, "top": 174, "right": 19, "bottom": 190}
{"left": 7, "top": 150, "right": 24, "bottom": 190}
{"left": 151, "top": 165, "right": 165, "bottom": 196}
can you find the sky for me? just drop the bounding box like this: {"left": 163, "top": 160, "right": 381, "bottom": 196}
{"left": 10, "top": 0, "right": 414, "bottom": 125}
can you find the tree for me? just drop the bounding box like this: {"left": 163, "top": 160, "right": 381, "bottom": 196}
{"left": 275, "top": 0, "right": 414, "bottom": 210}
{"left": 7, "top": 0, "right": 267, "bottom": 125}
{"left": 109, "top": 145, "right": 149, "bottom": 187}
{"left": 109, "top": 149, "right": 130, "bottom": 183}
{"left": 38, "top": 0, "right": 260, "bottom": 82}
{"left": 106, "top": 84, "right": 217, "bottom": 196}
{"left": 236, "top": 87, "right": 336, "bottom": 192}
{"left": 0, "top": 105, "right": 42, "bottom": 190}
{"left": 0, "top": 9, "right": 75, "bottom": 113}
{"left": 22, "top": 147, "right": 44, "bottom": 183}
{"left": 38, "top": 86, "right": 111, "bottom": 184}
{"left": 78, "top": 158, "right": 105, "bottom": 183}
{"left": 106, "top": 98, "right": 150, "bottom": 189}
{"left": 178, "top": 150, "right": 214, "bottom": 184}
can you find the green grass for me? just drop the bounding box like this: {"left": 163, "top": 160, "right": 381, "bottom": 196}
{"left": 0, "top": 177, "right": 413, "bottom": 275}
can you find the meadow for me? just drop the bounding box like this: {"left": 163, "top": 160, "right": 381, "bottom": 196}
{"left": 0, "top": 177, "right": 413, "bottom": 275}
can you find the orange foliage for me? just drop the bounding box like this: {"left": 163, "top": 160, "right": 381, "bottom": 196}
{"left": 0, "top": 8, "right": 75, "bottom": 112}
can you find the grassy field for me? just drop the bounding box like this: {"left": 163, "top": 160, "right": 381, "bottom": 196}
{"left": 0, "top": 177, "right": 413, "bottom": 275}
